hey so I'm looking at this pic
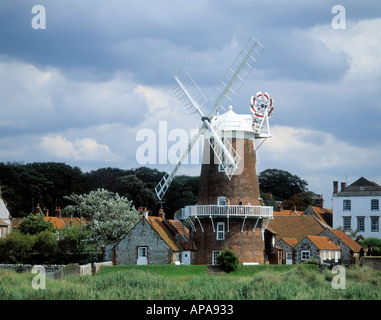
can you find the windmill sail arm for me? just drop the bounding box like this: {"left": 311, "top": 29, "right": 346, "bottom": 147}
{"left": 155, "top": 125, "right": 206, "bottom": 200}
{"left": 209, "top": 36, "right": 264, "bottom": 117}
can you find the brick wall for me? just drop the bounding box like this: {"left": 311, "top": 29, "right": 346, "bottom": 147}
{"left": 192, "top": 217, "right": 265, "bottom": 265}
{"left": 198, "top": 138, "right": 260, "bottom": 206}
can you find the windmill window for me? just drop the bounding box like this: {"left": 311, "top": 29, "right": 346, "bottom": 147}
{"left": 212, "top": 251, "right": 222, "bottom": 265}
{"left": 216, "top": 222, "right": 225, "bottom": 240}
{"left": 217, "top": 196, "right": 226, "bottom": 206}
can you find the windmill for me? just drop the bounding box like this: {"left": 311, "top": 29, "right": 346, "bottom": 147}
{"left": 155, "top": 36, "right": 264, "bottom": 201}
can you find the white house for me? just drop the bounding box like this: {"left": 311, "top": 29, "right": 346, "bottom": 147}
{"left": 332, "top": 177, "right": 381, "bottom": 239}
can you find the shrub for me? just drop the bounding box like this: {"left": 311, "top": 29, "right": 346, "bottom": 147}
{"left": 216, "top": 250, "right": 239, "bottom": 273}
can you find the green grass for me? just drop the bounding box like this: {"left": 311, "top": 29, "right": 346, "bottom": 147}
{"left": 1, "top": 264, "right": 380, "bottom": 300}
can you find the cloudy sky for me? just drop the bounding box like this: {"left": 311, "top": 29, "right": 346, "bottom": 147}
{"left": 1, "top": 0, "right": 380, "bottom": 207}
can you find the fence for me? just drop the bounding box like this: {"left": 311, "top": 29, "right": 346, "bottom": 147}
{"left": 0, "top": 261, "right": 113, "bottom": 280}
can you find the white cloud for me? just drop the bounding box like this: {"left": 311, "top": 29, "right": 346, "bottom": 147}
{"left": 40, "top": 135, "right": 122, "bottom": 162}
{"left": 260, "top": 125, "right": 381, "bottom": 171}
{"left": 308, "top": 18, "right": 381, "bottom": 82}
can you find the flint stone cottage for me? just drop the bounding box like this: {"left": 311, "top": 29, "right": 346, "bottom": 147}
{"left": 104, "top": 209, "right": 195, "bottom": 265}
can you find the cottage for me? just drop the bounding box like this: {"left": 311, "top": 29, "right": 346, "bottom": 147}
{"left": 294, "top": 235, "right": 341, "bottom": 265}
{"left": 108, "top": 209, "right": 195, "bottom": 265}
{"left": 302, "top": 205, "right": 333, "bottom": 227}
{"left": 0, "top": 219, "right": 9, "bottom": 238}
{"left": 0, "top": 188, "right": 11, "bottom": 235}
{"left": 319, "top": 228, "right": 363, "bottom": 265}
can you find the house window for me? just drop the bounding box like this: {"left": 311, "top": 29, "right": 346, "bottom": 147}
{"left": 334, "top": 251, "right": 340, "bottom": 263}
{"left": 343, "top": 200, "right": 351, "bottom": 211}
{"left": 212, "top": 251, "right": 221, "bottom": 265}
{"left": 343, "top": 217, "right": 351, "bottom": 231}
{"left": 357, "top": 217, "right": 365, "bottom": 232}
{"left": 371, "top": 217, "right": 379, "bottom": 232}
{"left": 216, "top": 222, "right": 225, "bottom": 240}
{"left": 301, "top": 250, "right": 310, "bottom": 261}
{"left": 371, "top": 199, "right": 379, "bottom": 211}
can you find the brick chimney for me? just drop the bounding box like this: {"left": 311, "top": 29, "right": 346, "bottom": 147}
{"left": 54, "top": 206, "right": 62, "bottom": 218}
{"left": 158, "top": 208, "right": 165, "bottom": 220}
{"left": 333, "top": 181, "right": 338, "bottom": 194}
{"left": 341, "top": 182, "right": 347, "bottom": 191}
{"left": 314, "top": 193, "right": 324, "bottom": 209}
{"left": 34, "top": 203, "right": 43, "bottom": 215}
{"left": 42, "top": 206, "right": 49, "bottom": 217}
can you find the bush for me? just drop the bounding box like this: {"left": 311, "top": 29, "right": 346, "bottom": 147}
{"left": 216, "top": 250, "right": 239, "bottom": 273}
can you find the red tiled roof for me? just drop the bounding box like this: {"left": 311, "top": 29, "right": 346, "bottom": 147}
{"left": 282, "top": 238, "right": 299, "bottom": 247}
{"left": 268, "top": 216, "right": 326, "bottom": 241}
{"left": 146, "top": 216, "right": 181, "bottom": 251}
{"left": 329, "top": 229, "right": 363, "bottom": 253}
{"left": 306, "top": 236, "right": 341, "bottom": 250}
{"left": 273, "top": 210, "right": 303, "bottom": 216}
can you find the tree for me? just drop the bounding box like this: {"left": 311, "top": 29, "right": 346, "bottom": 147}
{"left": 64, "top": 189, "right": 139, "bottom": 245}
{"left": 18, "top": 213, "right": 55, "bottom": 235}
{"left": 282, "top": 191, "right": 316, "bottom": 211}
{"left": 259, "top": 169, "right": 308, "bottom": 201}
{"left": 216, "top": 250, "right": 239, "bottom": 273}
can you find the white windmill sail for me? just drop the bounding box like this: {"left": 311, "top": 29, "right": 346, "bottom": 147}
{"left": 210, "top": 36, "right": 264, "bottom": 116}
{"left": 154, "top": 36, "right": 264, "bottom": 201}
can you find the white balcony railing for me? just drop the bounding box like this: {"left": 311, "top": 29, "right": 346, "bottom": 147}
{"left": 178, "top": 205, "right": 273, "bottom": 220}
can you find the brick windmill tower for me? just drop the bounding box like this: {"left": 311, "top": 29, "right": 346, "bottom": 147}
{"left": 155, "top": 36, "right": 274, "bottom": 265}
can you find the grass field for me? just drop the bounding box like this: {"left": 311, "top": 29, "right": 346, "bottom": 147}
{"left": 1, "top": 264, "right": 381, "bottom": 300}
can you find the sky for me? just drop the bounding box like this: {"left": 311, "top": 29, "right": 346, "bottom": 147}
{"left": 0, "top": 0, "right": 381, "bottom": 208}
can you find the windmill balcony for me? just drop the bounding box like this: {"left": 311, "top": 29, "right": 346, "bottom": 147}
{"left": 177, "top": 204, "right": 273, "bottom": 220}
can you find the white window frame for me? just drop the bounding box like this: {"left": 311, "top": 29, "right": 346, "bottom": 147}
{"left": 216, "top": 222, "right": 225, "bottom": 240}
{"left": 343, "top": 217, "right": 351, "bottom": 231}
{"left": 371, "top": 199, "right": 379, "bottom": 211}
{"left": 217, "top": 196, "right": 226, "bottom": 206}
{"left": 343, "top": 200, "right": 351, "bottom": 211}
{"left": 138, "top": 246, "right": 147, "bottom": 258}
{"left": 301, "top": 250, "right": 310, "bottom": 261}
{"left": 357, "top": 217, "right": 365, "bottom": 232}
{"left": 212, "top": 251, "right": 221, "bottom": 265}
{"left": 371, "top": 216, "right": 379, "bottom": 232}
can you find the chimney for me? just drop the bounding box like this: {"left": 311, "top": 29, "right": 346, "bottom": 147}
{"left": 314, "top": 193, "right": 324, "bottom": 209}
{"left": 341, "top": 182, "right": 347, "bottom": 191}
{"left": 333, "top": 181, "right": 338, "bottom": 194}
{"left": 42, "top": 207, "right": 49, "bottom": 217}
{"left": 34, "top": 203, "right": 43, "bottom": 215}
{"left": 54, "top": 206, "right": 62, "bottom": 218}
{"left": 158, "top": 208, "right": 165, "bottom": 220}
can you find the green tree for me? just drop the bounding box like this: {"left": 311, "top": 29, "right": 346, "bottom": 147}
{"left": 259, "top": 169, "right": 308, "bottom": 201}
{"left": 282, "top": 191, "right": 316, "bottom": 211}
{"left": 64, "top": 189, "right": 139, "bottom": 245}
{"left": 18, "top": 213, "right": 55, "bottom": 235}
{"left": 216, "top": 250, "right": 239, "bottom": 273}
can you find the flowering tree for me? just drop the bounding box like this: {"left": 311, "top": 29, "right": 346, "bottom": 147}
{"left": 64, "top": 189, "right": 139, "bottom": 245}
